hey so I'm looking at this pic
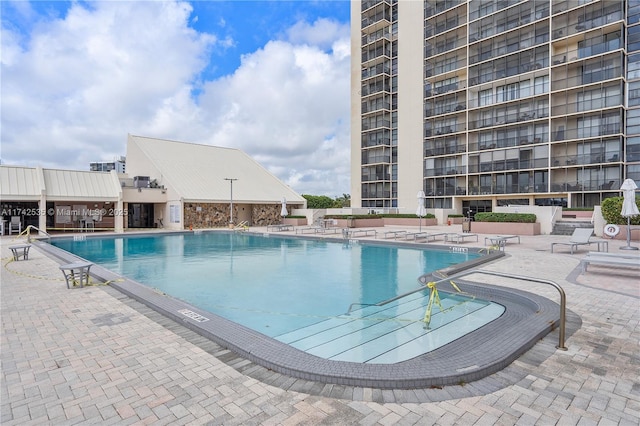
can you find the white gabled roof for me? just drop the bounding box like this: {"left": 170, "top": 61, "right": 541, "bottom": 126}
{"left": 42, "top": 169, "right": 121, "bottom": 201}
{"left": 128, "top": 135, "right": 305, "bottom": 204}
{"left": 0, "top": 165, "right": 44, "bottom": 200}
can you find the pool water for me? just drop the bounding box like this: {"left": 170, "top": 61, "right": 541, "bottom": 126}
{"left": 52, "top": 232, "right": 504, "bottom": 363}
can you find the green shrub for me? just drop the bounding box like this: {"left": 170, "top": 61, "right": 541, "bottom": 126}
{"left": 474, "top": 212, "right": 536, "bottom": 223}
{"left": 324, "top": 214, "right": 383, "bottom": 219}
{"left": 302, "top": 194, "right": 334, "bottom": 209}
{"left": 380, "top": 213, "right": 436, "bottom": 219}
{"left": 447, "top": 214, "right": 464, "bottom": 218}
{"left": 324, "top": 213, "right": 436, "bottom": 219}
{"left": 601, "top": 196, "right": 640, "bottom": 225}
{"left": 563, "top": 208, "right": 594, "bottom": 211}
{"left": 286, "top": 215, "right": 306, "bottom": 219}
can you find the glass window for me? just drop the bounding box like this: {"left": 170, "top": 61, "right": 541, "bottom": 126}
{"left": 534, "top": 75, "right": 549, "bottom": 95}
{"left": 629, "top": 81, "right": 640, "bottom": 106}
{"left": 479, "top": 89, "right": 493, "bottom": 106}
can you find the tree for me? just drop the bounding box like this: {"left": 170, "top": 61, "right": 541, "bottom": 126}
{"left": 332, "top": 193, "right": 351, "bottom": 208}
{"left": 302, "top": 194, "right": 334, "bottom": 209}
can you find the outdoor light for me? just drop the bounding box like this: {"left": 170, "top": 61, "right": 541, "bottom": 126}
{"left": 224, "top": 178, "right": 238, "bottom": 225}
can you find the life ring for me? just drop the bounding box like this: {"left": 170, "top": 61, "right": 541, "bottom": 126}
{"left": 603, "top": 224, "right": 620, "bottom": 237}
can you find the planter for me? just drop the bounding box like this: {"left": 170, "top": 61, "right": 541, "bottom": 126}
{"left": 470, "top": 221, "right": 541, "bottom": 235}
{"left": 603, "top": 225, "right": 640, "bottom": 241}
{"left": 448, "top": 217, "right": 464, "bottom": 225}
{"left": 333, "top": 218, "right": 385, "bottom": 228}
{"left": 383, "top": 218, "right": 438, "bottom": 227}
{"left": 283, "top": 218, "right": 307, "bottom": 226}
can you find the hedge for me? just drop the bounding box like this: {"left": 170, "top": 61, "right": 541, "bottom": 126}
{"left": 474, "top": 212, "right": 536, "bottom": 223}
{"left": 380, "top": 213, "right": 436, "bottom": 219}
{"left": 325, "top": 214, "right": 382, "bottom": 219}
{"left": 601, "top": 196, "right": 640, "bottom": 225}
{"left": 324, "top": 213, "right": 436, "bottom": 219}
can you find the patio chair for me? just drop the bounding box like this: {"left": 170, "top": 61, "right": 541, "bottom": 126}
{"left": 550, "top": 228, "right": 595, "bottom": 254}
{"left": 8, "top": 216, "right": 22, "bottom": 235}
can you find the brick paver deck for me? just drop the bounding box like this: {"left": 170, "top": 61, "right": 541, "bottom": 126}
{"left": 1, "top": 227, "right": 638, "bottom": 425}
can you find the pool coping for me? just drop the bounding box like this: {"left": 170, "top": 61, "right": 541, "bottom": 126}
{"left": 35, "top": 232, "right": 560, "bottom": 389}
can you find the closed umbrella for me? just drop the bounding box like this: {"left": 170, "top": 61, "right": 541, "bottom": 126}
{"left": 280, "top": 197, "right": 288, "bottom": 223}
{"left": 416, "top": 190, "right": 426, "bottom": 232}
{"left": 620, "top": 179, "right": 639, "bottom": 251}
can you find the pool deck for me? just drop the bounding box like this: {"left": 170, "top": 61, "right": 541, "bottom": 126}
{"left": 2, "top": 225, "right": 639, "bottom": 425}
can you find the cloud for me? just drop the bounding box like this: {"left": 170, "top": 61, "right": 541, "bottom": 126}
{"left": 0, "top": 1, "right": 350, "bottom": 197}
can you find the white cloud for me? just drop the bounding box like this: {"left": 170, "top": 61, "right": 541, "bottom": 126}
{"left": 1, "top": 2, "right": 350, "bottom": 196}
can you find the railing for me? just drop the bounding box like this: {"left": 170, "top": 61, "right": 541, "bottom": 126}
{"left": 422, "top": 269, "right": 567, "bottom": 350}
{"left": 18, "top": 225, "right": 52, "bottom": 242}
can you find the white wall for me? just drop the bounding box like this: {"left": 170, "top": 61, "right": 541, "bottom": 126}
{"left": 395, "top": 0, "right": 428, "bottom": 211}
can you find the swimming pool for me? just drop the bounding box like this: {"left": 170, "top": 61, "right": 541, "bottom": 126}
{"left": 50, "top": 232, "right": 504, "bottom": 363}
{"left": 42, "top": 231, "right": 560, "bottom": 388}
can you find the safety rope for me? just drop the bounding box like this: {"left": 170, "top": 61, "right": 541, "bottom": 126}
{"left": 422, "top": 280, "right": 476, "bottom": 328}
{"left": 2, "top": 257, "right": 122, "bottom": 287}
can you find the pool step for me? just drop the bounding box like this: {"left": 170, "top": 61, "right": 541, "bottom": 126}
{"left": 275, "top": 292, "right": 504, "bottom": 364}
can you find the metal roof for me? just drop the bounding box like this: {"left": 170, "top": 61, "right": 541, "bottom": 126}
{"left": 0, "top": 165, "right": 44, "bottom": 200}
{"left": 128, "top": 135, "right": 306, "bottom": 204}
{"left": 42, "top": 169, "right": 121, "bottom": 201}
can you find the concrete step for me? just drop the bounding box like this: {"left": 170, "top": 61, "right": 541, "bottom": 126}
{"left": 551, "top": 220, "right": 593, "bottom": 236}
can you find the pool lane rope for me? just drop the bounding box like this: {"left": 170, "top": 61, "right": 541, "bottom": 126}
{"left": 422, "top": 280, "right": 475, "bottom": 328}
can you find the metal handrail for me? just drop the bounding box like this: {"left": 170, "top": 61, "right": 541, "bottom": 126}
{"left": 436, "top": 269, "right": 567, "bottom": 350}
{"left": 17, "top": 225, "right": 51, "bottom": 242}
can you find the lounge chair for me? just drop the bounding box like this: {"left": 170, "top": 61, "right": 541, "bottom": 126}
{"left": 343, "top": 229, "right": 377, "bottom": 238}
{"left": 446, "top": 233, "right": 479, "bottom": 244}
{"left": 266, "top": 224, "right": 293, "bottom": 232}
{"left": 551, "top": 228, "right": 607, "bottom": 254}
{"left": 411, "top": 232, "right": 449, "bottom": 242}
{"left": 382, "top": 230, "right": 407, "bottom": 239}
{"left": 295, "top": 226, "right": 323, "bottom": 234}
{"left": 580, "top": 251, "right": 640, "bottom": 273}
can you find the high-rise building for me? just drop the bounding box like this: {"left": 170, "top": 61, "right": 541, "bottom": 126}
{"left": 90, "top": 156, "right": 126, "bottom": 174}
{"left": 352, "top": 0, "right": 636, "bottom": 215}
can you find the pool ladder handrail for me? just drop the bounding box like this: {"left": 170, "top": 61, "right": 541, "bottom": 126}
{"left": 16, "top": 225, "right": 52, "bottom": 242}
{"left": 421, "top": 269, "right": 568, "bottom": 351}
{"left": 349, "top": 268, "right": 567, "bottom": 350}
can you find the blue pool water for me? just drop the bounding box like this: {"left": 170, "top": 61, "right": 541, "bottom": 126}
{"left": 52, "top": 232, "right": 504, "bottom": 363}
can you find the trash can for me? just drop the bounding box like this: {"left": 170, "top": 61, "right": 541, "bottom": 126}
{"left": 347, "top": 217, "right": 356, "bottom": 228}
{"left": 462, "top": 218, "right": 471, "bottom": 233}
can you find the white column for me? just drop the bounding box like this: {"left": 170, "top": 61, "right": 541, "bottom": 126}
{"left": 115, "top": 199, "right": 125, "bottom": 233}
{"left": 39, "top": 194, "right": 47, "bottom": 234}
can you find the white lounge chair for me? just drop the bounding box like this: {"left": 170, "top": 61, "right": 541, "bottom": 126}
{"left": 580, "top": 252, "right": 640, "bottom": 273}
{"left": 550, "top": 228, "right": 607, "bottom": 254}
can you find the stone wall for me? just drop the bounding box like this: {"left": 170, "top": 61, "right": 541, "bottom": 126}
{"left": 183, "top": 203, "right": 228, "bottom": 228}
{"left": 183, "top": 203, "right": 282, "bottom": 229}
{"left": 251, "top": 204, "right": 281, "bottom": 226}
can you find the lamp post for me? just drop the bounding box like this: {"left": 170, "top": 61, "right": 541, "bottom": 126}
{"left": 224, "top": 178, "right": 238, "bottom": 227}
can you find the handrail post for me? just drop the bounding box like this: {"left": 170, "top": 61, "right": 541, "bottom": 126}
{"left": 427, "top": 269, "right": 568, "bottom": 350}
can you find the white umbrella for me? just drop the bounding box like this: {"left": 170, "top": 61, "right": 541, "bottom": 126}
{"left": 620, "top": 179, "right": 639, "bottom": 251}
{"left": 280, "top": 197, "right": 288, "bottom": 221}
{"left": 416, "top": 190, "right": 426, "bottom": 231}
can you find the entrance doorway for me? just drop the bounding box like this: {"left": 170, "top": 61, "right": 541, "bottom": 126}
{"left": 128, "top": 204, "right": 154, "bottom": 228}
{"left": 462, "top": 200, "right": 492, "bottom": 220}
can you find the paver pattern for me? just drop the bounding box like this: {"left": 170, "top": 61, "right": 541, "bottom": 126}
{"left": 1, "top": 226, "right": 639, "bottom": 425}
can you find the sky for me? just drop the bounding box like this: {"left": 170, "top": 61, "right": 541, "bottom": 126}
{"left": 0, "top": 0, "right": 351, "bottom": 197}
